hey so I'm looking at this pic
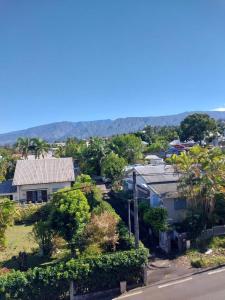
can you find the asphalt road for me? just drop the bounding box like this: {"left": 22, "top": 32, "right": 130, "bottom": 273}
{"left": 114, "top": 267, "right": 225, "bottom": 300}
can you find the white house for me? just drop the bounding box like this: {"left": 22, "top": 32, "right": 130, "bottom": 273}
{"left": 0, "top": 157, "right": 75, "bottom": 203}
{"left": 124, "top": 164, "right": 186, "bottom": 223}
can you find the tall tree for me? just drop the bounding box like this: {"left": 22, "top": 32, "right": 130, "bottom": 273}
{"left": 31, "top": 138, "right": 50, "bottom": 159}
{"left": 81, "top": 137, "right": 107, "bottom": 175}
{"left": 180, "top": 113, "right": 217, "bottom": 143}
{"left": 101, "top": 152, "right": 126, "bottom": 183}
{"left": 110, "top": 134, "right": 143, "bottom": 164}
{"left": 169, "top": 146, "right": 225, "bottom": 227}
{"left": 15, "top": 137, "right": 31, "bottom": 159}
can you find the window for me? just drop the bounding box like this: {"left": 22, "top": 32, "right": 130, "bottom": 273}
{"left": 174, "top": 199, "right": 186, "bottom": 210}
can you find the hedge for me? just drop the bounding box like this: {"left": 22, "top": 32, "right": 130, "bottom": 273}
{"left": 0, "top": 247, "right": 149, "bottom": 300}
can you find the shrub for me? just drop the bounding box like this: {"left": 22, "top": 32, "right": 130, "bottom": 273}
{"left": 84, "top": 211, "right": 119, "bottom": 252}
{"left": 0, "top": 247, "right": 149, "bottom": 299}
{"left": 143, "top": 207, "right": 168, "bottom": 232}
{"left": 32, "top": 221, "right": 55, "bottom": 257}
{"left": 117, "top": 221, "right": 135, "bottom": 250}
{"left": 0, "top": 199, "right": 15, "bottom": 248}
{"left": 14, "top": 204, "right": 45, "bottom": 225}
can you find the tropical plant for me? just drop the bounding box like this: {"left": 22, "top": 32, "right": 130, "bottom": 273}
{"left": 169, "top": 146, "right": 225, "bottom": 227}
{"left": 30, "top": 138, "right": 49, "bottom": 159}
{"left": 15, "top": 137, "right": 31, "bottom": 159}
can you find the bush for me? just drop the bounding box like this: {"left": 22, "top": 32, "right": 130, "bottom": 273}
{"left": 143, "top": 207, "right": 168, "bottom": 232}
{"left": 32, "top": 221, "right": 55, "bottom": 257}
{"left": 14, "top": 204, "right": 45, "bottom": 225}
{"left": 0, "top": 247, "right": 149, "bottom": 299}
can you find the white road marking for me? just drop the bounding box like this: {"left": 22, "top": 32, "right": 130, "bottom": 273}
{"left": 112, "top": 290, "right": 143, "bottom": 299}
{"left": 158, "top": 277, "right": 193, "bottom": 289}
{"left": 208, "top": 268, "right": 225, "bottom": 275}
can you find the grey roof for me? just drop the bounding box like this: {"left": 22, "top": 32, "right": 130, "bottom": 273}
{"left": 149, "top": 182, "right": 179, "bottom": 199}
{"left": 13, "top": 158, "right": 75, "bottom": 186}
{"left": 0, "top": 180, "right": 17, "bottom": 194}
{"left": 134, "top": 164, "right": 181, "bottom": 184}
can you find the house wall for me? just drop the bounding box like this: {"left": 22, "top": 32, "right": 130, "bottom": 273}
{"left": 163, "top": 198, "right": 186, "bottom": 223}
{"left": 16, "top": 181, "right": 72, "bottom": 201}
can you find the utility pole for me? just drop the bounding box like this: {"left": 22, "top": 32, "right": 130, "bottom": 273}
{"left": 133, "top": 170, "right": 139, "bottom": 249}
{"left": 128, "top": 199, "right": 131, "bottom": 237}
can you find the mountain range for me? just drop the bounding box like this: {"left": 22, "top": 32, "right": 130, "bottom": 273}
{"left": 1, "top": 111, "right": 225, "bottom": 145}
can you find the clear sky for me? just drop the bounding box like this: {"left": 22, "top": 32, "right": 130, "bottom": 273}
{"left": 1, "top": 0, "right": 225, "bottom": 133}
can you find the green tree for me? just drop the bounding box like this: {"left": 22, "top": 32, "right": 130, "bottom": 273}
{"left": 31, "top": 138, "right": 50, "bottom": 159}
{"left": 169, "top": 146, "right": 225, "bottom": 227}
{"left": 110, "top": 134, "right": 143, "bottom": 164}
{"left": 50, "top": 188, "right": 90, "bottom": 254}
{"left": 180, "top": 113, "right": 217, "bottom": 143}
{"left": 0, "top": 198, "right": 15, "bottom": 248}
{"left": 101, "top": 152, "right": 126, "bottom": 183}
{"left": 81, "top": 137, "right": 107, "bottom": 175}
{"left": 15, "top": 137, "right": 31, "bottom": 159}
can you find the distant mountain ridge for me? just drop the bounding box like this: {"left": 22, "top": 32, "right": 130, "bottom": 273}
{"left": 1, "top": 111, "right": 225, "bottom": 145}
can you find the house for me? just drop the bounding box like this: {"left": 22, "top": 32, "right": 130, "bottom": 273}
{"left": 0, "top": 157, "right": 75, "bottom": 203}
{"left": 145, "top": 155, "right": 164, "bottom": 165}
{"left": 124, "top": 164, "right": 186, "bottom": 223}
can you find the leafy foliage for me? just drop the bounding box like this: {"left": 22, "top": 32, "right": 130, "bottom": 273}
{"left": 143, "top": 207, "right": 168, "bottom": 232}
{"left": 109, "top": 134, "right": 143, "bottom": 164}
{"left": 50, "top": 188, "right": 90, "bottom": 253}
{"left": 0, "top": 248, "right": 149, "bottom": 299}
{"left": 180, "top": 113, "right": 217, "bottom": 142}
{"left": 0, "top": 199, "right": 15, "bottom": 248}
{"left": 101, "top": 152, "right": 126, "bottom": 183}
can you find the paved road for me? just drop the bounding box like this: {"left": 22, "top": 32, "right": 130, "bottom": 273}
{"left": 114, "top": 267, "right": 225, "bottom": 300}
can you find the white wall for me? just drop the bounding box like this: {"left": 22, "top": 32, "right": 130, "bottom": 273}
{"left": 17, "top": 181, "right": 72, "bottom": 201}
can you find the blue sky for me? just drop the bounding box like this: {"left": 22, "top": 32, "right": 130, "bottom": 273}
{"left": 1, "top": 0, "right": 225, "bottom": 133}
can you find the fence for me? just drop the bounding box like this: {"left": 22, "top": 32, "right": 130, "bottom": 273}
{"left": 199, "top": 225, "right": 225, "bottom": 240}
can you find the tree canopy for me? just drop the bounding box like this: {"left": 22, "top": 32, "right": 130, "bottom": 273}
{"left": 180, "top": 113, "right": 217, "bottom": 143}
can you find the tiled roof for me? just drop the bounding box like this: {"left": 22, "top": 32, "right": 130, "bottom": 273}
{"left": 0, "top": 180, "right": 17, "bottom": 194}
{"left": 13, "top": 158, "right": 75, "bottom": 186}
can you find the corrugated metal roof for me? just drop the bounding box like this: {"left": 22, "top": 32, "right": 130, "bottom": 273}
{"left": 149, "top": 182, "right": 179, "bottom": 198}
{"left": 134, "top": 164, "right": 180, "bottom": 184}
{"left": 0, "top": 180, "right": 17, "bottom": 194}
{"left": 13, "top": 158, "right": 75, "bottom": 186}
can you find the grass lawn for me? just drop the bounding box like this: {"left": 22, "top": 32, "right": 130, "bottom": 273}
{"left": 0, "top": 224, "right": 69, "bottom": 270}
{"left": 0, "top": 224, "right": 37, "bottom": 263}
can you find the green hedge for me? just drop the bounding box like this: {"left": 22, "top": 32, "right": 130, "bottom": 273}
{"left": 0, "top": 247, "right": 149, "bottom": 300}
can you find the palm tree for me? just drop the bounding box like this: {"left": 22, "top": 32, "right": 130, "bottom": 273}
{"left": 15, "top": 137, "right": 31, "bottom": 159}
{"left": 31, "top": 138, "right": 50, "bottom": 159}
{"left": 169, "top": 146, "right": 225, "bottom": 226}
